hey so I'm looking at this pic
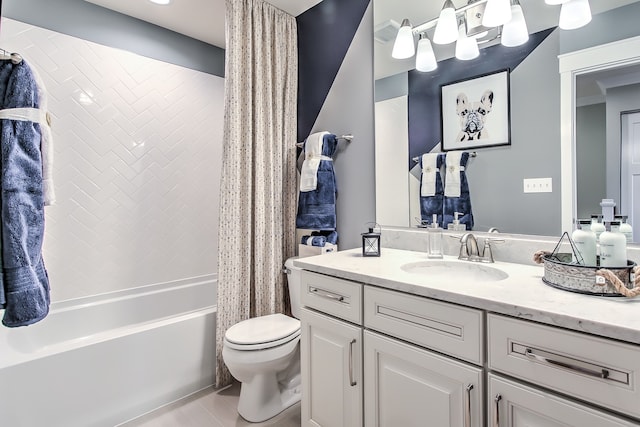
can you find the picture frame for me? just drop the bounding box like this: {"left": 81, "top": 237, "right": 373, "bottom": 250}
{"left": 440, "top": 69, "right": 511, "bottom": 151}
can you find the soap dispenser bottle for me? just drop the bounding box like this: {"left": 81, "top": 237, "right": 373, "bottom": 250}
{"left": 447, "top": 212, "right": 466, "bottom": 231}
{"left": 571, "top": 219, "right": 597, "bottom": 266}
{"left": 590, "top": 214, "right": 606, "bottom": 241}
{"left": 599, "top": 220, "right": 627, "bottom": 267}
{"left": 427, "top": 214, "right": 443, "bottom": 259}
{"left": 615, "top": 215, "right": 633, "bottom": 243}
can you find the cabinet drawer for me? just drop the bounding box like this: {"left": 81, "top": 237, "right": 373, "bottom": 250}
{"left": 488, "top": 373, "right": 638, "bottom": 426}
{"left": 488, "top": 313, "right": 640, "bottom": 421}
{"left": 301, "top": 270, "right": 362, "bottom": 325}
{"left": 364, "top": 286, "right": 484, "bottom": 365}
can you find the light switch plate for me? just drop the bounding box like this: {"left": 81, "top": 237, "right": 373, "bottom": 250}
{"left": 523, "top": 178, "right": 552, "bottom": 193}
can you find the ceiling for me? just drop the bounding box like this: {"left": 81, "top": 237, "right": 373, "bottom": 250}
{"left": 84, "top": 0, "right": 323, "bottom": 48}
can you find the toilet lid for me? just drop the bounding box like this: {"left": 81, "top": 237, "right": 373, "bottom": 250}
{"left": 225, "top": 313, "right": 301, "bottom": 347}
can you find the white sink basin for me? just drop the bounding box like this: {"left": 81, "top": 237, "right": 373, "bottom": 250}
{"left": 401, "top": 260, "right": 509, "bottom": 282}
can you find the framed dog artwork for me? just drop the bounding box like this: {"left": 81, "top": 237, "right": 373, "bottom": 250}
{"left": 440, "top": 69, "right": 510, "bottom": 151}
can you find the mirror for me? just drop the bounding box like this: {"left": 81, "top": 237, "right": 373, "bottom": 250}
{"left": 560, "top": 35, "right": 640, "bottom": 243}
{"left": 374, "top": 0, "right": 640, "bottom": 240}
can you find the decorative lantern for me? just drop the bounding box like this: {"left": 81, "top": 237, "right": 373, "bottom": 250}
{"left": 362, "top": 223, "right": 381, "bottom": 257}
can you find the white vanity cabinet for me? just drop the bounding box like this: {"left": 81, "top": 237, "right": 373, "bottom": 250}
{"left": 364, "top": 330, "right": 483, "bottom": 427}
{"left": 487, "top": 313, "right": 640, "bottom": 426}
{"left": 363, "top": 286, "right": 484, "bottom": 427}
{"left": 301, "top": 260, "right": 640, "bottom": 427}
{"left": 487, "top": 374, "right": 637, "bottom": 427}
{"left": 300, "top": 270, "right": 485, "bottom": 427}
{"left": 301, "top": 307, "right": 362, "bottom": 427}
{"left": 300, "top": 271, "right": 363, "bottom": 427}
{"left": 296, "top": 248, "right": 640, "bottom": 427}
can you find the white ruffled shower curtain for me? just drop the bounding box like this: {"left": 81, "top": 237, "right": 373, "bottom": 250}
{"left": 216, "top": 0, "right": 298, "bottom": 388}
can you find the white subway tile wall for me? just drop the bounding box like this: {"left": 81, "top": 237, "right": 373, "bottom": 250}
{"left": 0, "top": 18, "right": 224, "bottom": 302}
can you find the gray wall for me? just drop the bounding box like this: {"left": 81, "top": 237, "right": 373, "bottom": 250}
{"left": 309, "top": 3, "right": 376, "bottom": 250}
{"left": 576, "top": 103, "right": 606, "bottom": 219}
{"left": 466, "top": 30, "right": 561, "bottom": 235}
{"left": 3, "top": 0, "right": 224, "bottom": 76}
{"left": 559, "top": 2, "right": 640, "bottom": 54}
{"left": 375, "top": 72, "right": 407, "bottom": 102}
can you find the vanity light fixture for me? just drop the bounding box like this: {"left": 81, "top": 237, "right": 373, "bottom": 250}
{"left": 148, "top": 0, "right": 172, "bottom": 5}
{"left": 391, "top": 19, "right": 416, "bottom": 59}
{"left": 558, "top": 0, "right": 592, "bottom": 30}
{"left": 501, "top": 0, "right": 528, "bottom": 47}
{"left": 455, "top": 18, "right": 480, "bottom": 60}
{"left": 482, "top": 0, "right": 512, "bottom": 28}
{"left": 390, "top": 0, "right": 592, "bottom": 72}
{"left": 433, "top": 0, "right": 459, "bottom": 45}
{"left": 416, "top": 33, "right": 438, "bottom": 72}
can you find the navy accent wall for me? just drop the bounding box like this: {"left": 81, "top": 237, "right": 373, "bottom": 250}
{"left": 296, "top": 0, "right": 370, "bottom": 142}
{"left": 408, "top": 28, "right": 554, "bottom": 163}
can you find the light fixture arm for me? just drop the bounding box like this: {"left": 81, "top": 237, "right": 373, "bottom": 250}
{"left": 412, "top": 0, "right": 490, "bottom": 35}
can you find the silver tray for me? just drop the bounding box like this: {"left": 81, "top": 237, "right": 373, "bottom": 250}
{"left": 542, "top": 253, "right": 636, "bottom": 297}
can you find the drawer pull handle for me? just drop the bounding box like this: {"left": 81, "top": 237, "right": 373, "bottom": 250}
{"left": 348, "top": 339, "right": 357, "bottom": 386}
{"left": 464, "top": 384, "right": 473, "bottom": 427}
{"left": 309, "top": 287, "right": 345, "bottom": 303}
{"left": 493, "top": 394, "right": 502, "bottom": 427}
{"left": 525, "top": 347, "right": 610, "bottom": 380}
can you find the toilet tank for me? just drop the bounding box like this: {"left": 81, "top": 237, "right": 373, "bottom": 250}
{"left": 284, "top": 257, "right": 303, "bottom": 319}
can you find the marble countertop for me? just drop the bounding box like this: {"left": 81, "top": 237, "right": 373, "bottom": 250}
{"left": 294, "top": 248, "right": 640, "bottom": 345}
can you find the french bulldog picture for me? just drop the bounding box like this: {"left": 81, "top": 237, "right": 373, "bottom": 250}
{"left": 455, "top": 90, "right": 494, "bottom": 142}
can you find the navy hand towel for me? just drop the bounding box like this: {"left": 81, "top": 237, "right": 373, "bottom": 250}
{"left": 0, "top": 59, "right": 50, "bottom": 327}
{"left": 420, "top": 153, "right": 444, "bottom": 226}
{"left": 296, "top": 133, "right": 338, "bottom": 230}
{"left": 443, "top": 151, "right": 474, "bottom": 230}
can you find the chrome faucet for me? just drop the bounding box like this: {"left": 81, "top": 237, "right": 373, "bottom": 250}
{"left": 458, "top": 232, "right": 503, "bottom": 263}
{"left": 459, "top": 233, "right": 480, "bottom": 261}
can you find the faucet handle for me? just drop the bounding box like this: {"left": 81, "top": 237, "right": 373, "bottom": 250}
{"left": 481, "top": 238, "right": 504, "bottom": 263}
{"left": 486, "top": 237, "right": 505, "bottom": 244}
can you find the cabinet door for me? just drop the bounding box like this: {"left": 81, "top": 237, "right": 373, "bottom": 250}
{"left": 301, "top": 307, "right": 362, "bottom": 427}
{"left": 488, "top": 373, "right": 638, "bottom": 427}
{"left": 364, "top": 331, "right": 483, "bottom": 427}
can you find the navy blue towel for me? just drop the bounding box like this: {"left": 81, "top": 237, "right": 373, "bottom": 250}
{"left": 296, "top": 133, "right": 338, "bottom": 230}
{"left": 0, "top": 59, "right": 50, "bottom": 327}
{"left": 420, "top": 153, "right": 444, "bottom": 226}
{"left": 311, "top": 230, "right": 338, "bottom": 245}
{"left": 443, "top": 151, "right": 474, "bottom": 230}
{"left": 301, "top": 235, "right": 327, "bottom": 247}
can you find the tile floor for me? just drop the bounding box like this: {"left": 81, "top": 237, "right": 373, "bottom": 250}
{"left": 120, "top": 382, "right": 301, "bottom": 427}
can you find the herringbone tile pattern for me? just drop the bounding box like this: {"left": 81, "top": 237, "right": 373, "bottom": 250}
{"left": 0, "top": 18, "right": 224, "bottom": 302}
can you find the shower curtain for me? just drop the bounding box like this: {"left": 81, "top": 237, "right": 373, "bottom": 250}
{"left": 215, "top": 0, "right": 298, "bottom": 388}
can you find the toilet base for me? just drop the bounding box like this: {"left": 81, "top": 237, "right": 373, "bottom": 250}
{"left": 237, "top": 371, "right": 301, "bottom": 422}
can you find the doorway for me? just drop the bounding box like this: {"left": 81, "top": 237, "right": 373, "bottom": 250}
{"left": 621, "top": 111, "right": 640, "bottom": 242}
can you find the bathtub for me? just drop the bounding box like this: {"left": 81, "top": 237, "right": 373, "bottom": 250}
{"left": 0, "top": 275, "right": 217, "bottom": 427}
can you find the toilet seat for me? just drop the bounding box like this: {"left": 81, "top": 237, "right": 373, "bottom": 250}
{"left": 225, "top": 313, "right": 301, "bottom": 351}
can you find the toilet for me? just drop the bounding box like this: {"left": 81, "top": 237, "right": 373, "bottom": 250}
{"left": 222, "top": 257, "right": 303, "bottom": 422}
